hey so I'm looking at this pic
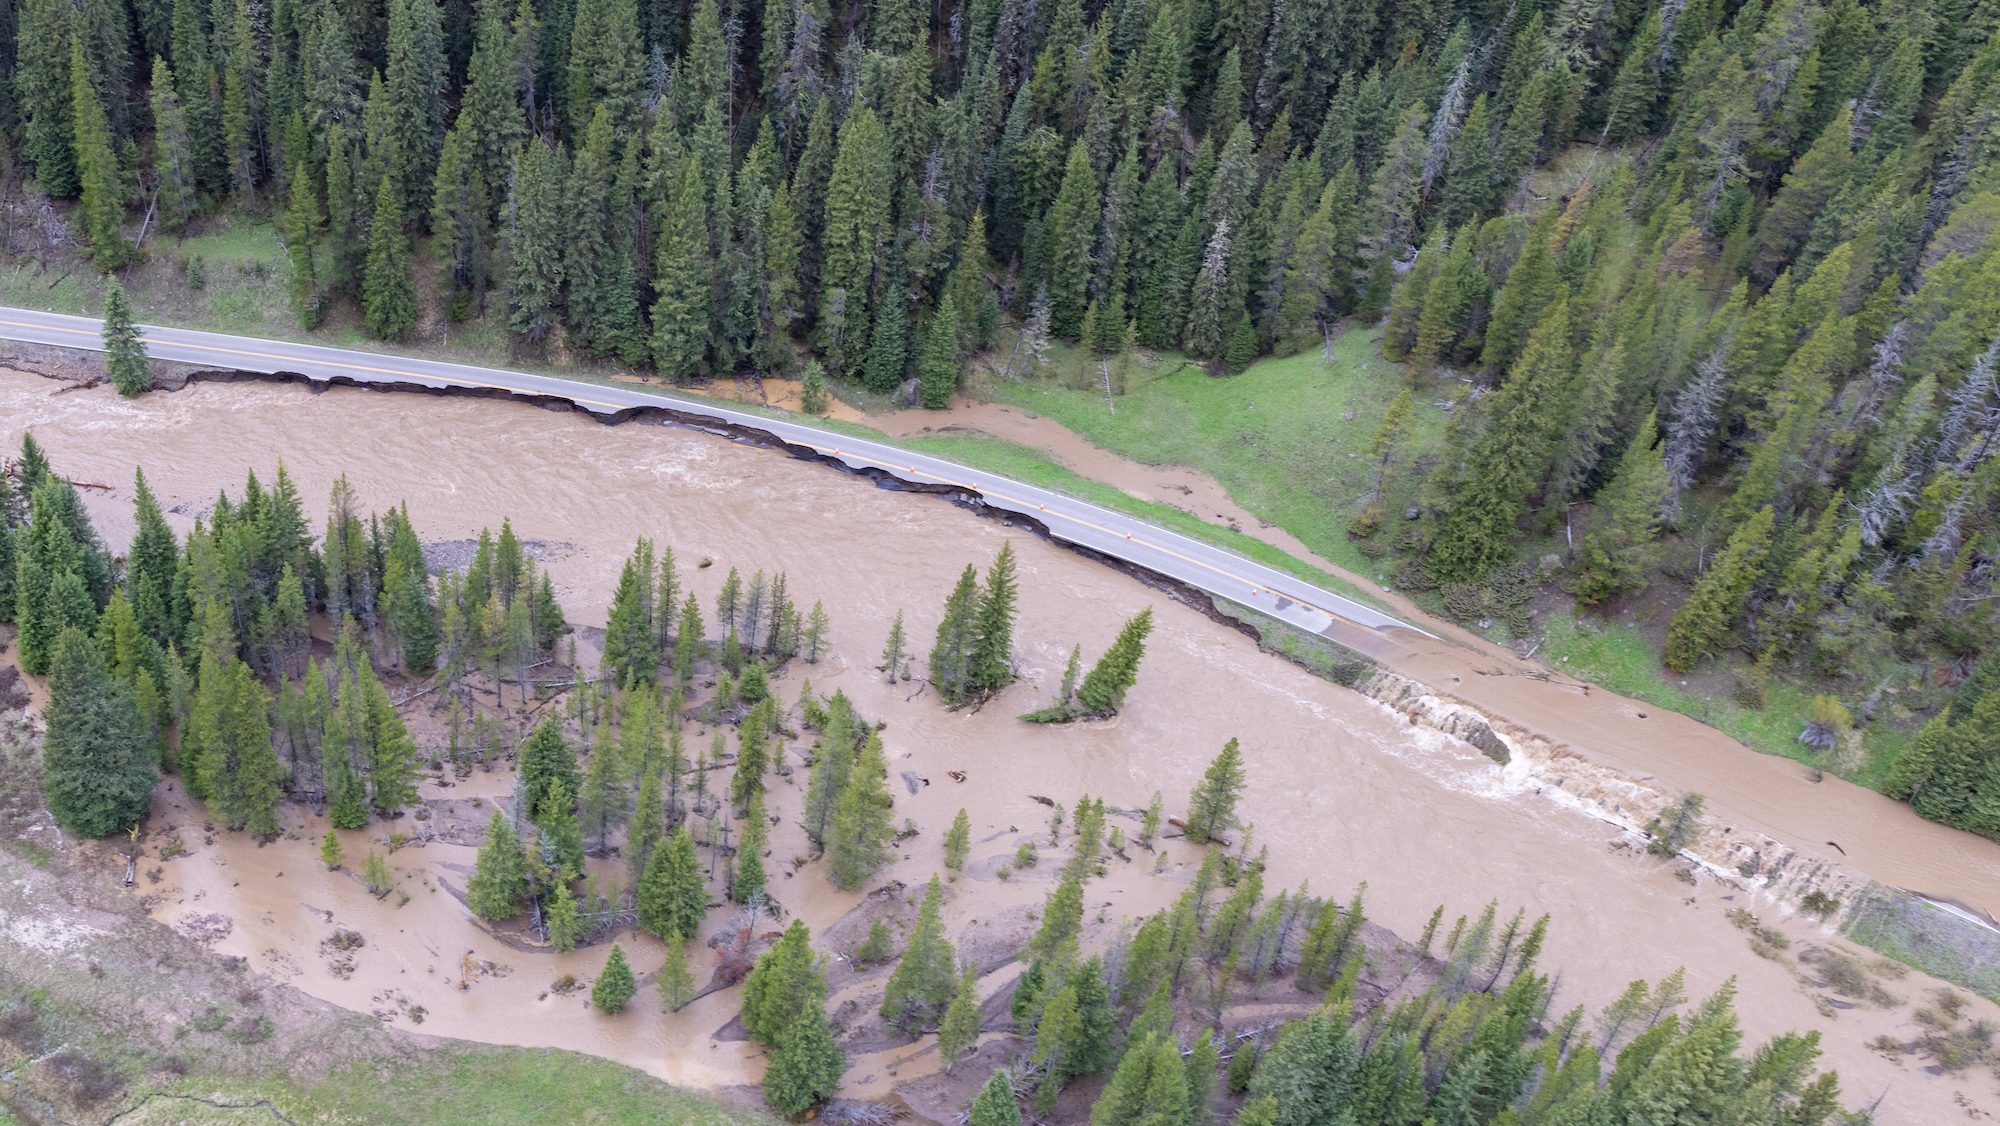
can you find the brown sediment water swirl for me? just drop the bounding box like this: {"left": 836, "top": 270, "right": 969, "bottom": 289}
{"left": 2, "top": 368, "right": 1993, "bottom": 1119}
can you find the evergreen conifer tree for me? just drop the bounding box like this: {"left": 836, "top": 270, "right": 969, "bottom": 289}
{"left": 881, "top": 611, "right": 908, "bottom": 682}
{"left": 938, "top": 965, "right": 981, "bottom": 1070}
{"left": 733, "top": 788, "right": 768, "bottom": 903}
{"left": 628, "top": 766, "right": 666, "bottom": 879}
{"left": 190, "top": 656, "right": 283, "bottom": 836}
{"left": 863, "top": 282, "right": 910, "bottom": 394}
{"left": 545, "top": 880, "right": 582, "bottom": 951}
{"left": 918, "top": 294, "right": 962, "bottom": 408}
{"left": 638, "top": 826, "right": 707, "bottom": 941}
{"left": 1428, "top": 297, "right": 1578, "bottom": 584}
{"left": 579, "top": 743, "right": 628, "bottom": 854}
{"left": 1664, "top": 507, "right": 1776, "bottom": 672}
{"left": 742, "top": 919, "right": 827, "bottom": 1044}
{"left": 967, "top": 544, "right": 1020, "bottom": 697}
{"left": 1045, "top": 141, "right": 1100, "bottom": 338}
{"left": 43, "top": 628, "right": 155, "bottom": 836}
{"left": 518, "top": 717, "right": 580, "bottom": 823}
{"left": 592, "top": 943, "right": 637, "bottom": 1012}
{"left": 930, "top": 565, "right": 980, "bottom": 703}
{"left": 828, "top": 731, "right": 894, "bottom": 889}
{"left": 651, "top": 154, "right": 713, "bottom": 382}
{"left": 101, "top": 279, "right": 151, "bottom": 397}
{"left": 1224, "top": 309, "right": 1262, "bottom": 370}
{"left": 803, "top": 692, "right": 856, "bottom": 846}
{"left": 361, "top": 175, "right": 417, "bottom": 339}
{"left": 604, "top": 548, "right": 661, "bottom": 688}
{"left": 283, "top": 157, "right": 328, "bottom": 327}
{"left": 882, "top": 876, "right": 957, "bottom": 1031}
{"left": 535, "top": 778, "right": 586, "bottom": 882}
{"left": 147, "top": 59, "right": 196, "bottom": 234}
{"left": 1185, "top": 737, "right": 1247, "bottom": 844}
{"left": 467, "top": 809, "right": 528, "bottom": 919}
{"left": 1076, "top": 607, "right": 1154, "bottom": 716}
{"left": 1090, "top": 1032, "right": 1187, "bottom": 1125}
{"left": 430, "top": 124, "right": 490, "bottom": 318}
{"left": 944, "top": 808, "right": 971, "bottom": 876}
{"left": 362, "top": 850, "right": 394, "bottom": 895}
{"left": 507, "top": 139, "right": 567, "bottom": 342}
{"left": 969, "top": 1070, "right": 1023, "bottom": 1126}
{"left": 1247, "top": 1010, "right": 1359, "bottom": 1124}
{"left": 381, "top": 511, "right": 437, "bottom": 673}
{"left": 71, "top": 40, "right": 129, "bottom": 269}
{"left": 1576, "top": 412, "right": 1670, "bottom": 605}
{"left": 659, "top": 938, "right": 697, "bottom": 1010}
{"left": 762, "top": 998, "right": 845, "bottom": 1116}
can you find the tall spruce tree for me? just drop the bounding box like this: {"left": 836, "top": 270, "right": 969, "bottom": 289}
{"left": 1664, "top": 507, "right": 1776, "bottom": 673}
{"left": 1185, "top": 737, "right": 1247, "bottom": 844}
{"left": 969, "top": 1070, "right": 1024, "bottom": 1126}
{"left": 1076, "top": 607, "right": 1154, "bottom": 716}
{"left": 929, "top": 564, "right": 981, "bottom": 704}
{"left": 361, "top": 174, "right": 417, "bottom": 339}
{"left": 592, "top": 943, "right": 637, "bottom": 1012}
{"left": 638, "top": 826, "right": 707, "bottom": 941}
{"left": 189, "top": 656, "right": 284, "bottom": 836}
{"left": 882, "top": 875, "right": 957, "bottom": 1032}
{"left": 1575, "top": 412, "right": 1670, "bottom": 605}
{"left": 70, "top": 39, "right": 128, "bottom": 269}
{"left": 101, "top": 279, "right": 152, "bottom": 397}
{"left": 742, "top": 918, "right": 827, "bottom": 1043}
{"left": 1044, "top": 141, "right": 1100, "bottom": 339}
{"left": 651, "top": 154, "right": 713, "bottom": 382}
{"left": 827, "top": 730, "right": 894, "bottom": 889}
{"left": 43, "top": 628, "right": 155, "bottom": 836}
{"left": 507, "top": 139, "right": 567, "bottom": 343}
{"left": 967, "top": 543, "right": 1020, "bottom": 698}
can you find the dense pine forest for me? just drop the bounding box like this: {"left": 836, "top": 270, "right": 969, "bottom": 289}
{"left": 1, "top": 0, "right": 1999, "bottom": 822}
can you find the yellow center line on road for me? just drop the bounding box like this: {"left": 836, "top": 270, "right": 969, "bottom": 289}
{"left": 5, "top": 316, "right": 1388, "bottom": 632}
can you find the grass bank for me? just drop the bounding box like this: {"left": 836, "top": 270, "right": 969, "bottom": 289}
{"left": 127, "top": 1046, "right": 770, "bottom": 1125}
{"left": 982, "top": 331, "right": 1432, "bottom": 586}
{"left": 1842, "top": 886, "right": 2000, "bottom": 1005}
{"left": 0, "top": 215, "right": 519, "bottom": 365}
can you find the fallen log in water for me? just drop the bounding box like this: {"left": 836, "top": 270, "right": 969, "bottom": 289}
{"left": 1, "top": 459, "right": 114, "bottom": 490}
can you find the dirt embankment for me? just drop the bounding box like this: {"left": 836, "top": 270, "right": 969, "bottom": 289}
{"left": 0, "top": 785, "right": 439, "bottom": 1124}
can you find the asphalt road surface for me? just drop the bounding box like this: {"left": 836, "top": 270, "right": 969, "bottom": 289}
{"left": 0, "top": 305, "right": 1433, "bottom": 644}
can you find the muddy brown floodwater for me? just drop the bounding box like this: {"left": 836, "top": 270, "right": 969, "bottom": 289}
{"left": 867, "top": 402, "right": 2000, "bottom": 922}
{"left": 2, "top": 368, "right": 1993, "bottom": 1120}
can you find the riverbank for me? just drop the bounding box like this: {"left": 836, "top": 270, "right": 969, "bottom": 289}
{"left": 0, "top": 789, "right": 769, "bottom": 1125}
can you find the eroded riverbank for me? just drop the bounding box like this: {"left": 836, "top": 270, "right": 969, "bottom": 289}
{"left": 3, "top": 367, "right": 1994, "bottom": 1119}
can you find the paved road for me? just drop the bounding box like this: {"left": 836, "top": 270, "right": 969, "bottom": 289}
{"left": 0, "top": 305, "right": 1433, "bottom": 643}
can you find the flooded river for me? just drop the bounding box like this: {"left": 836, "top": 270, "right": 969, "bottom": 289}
{"left": 2, "top": 368, "right": 1992, "bottom": 1119}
